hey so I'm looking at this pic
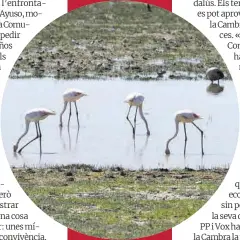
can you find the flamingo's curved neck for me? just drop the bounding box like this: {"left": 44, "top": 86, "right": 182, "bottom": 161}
{"left": 15, "top": 120, "right": 30, "bottom": 147}
{"left": 166, "top": 119, "right": 179, "bottom": 150}
{"left": 60, "top": 101, "right": 68, "bottom": 126}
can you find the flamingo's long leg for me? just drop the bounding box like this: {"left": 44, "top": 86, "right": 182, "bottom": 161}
{"left": 18, "top": 123, "right": 39, "bottom": 153}
{"left": 183, "top": 123, "right": 187, "bottom": 156}
{"left": 192, "top": 122, "right": 204, "bottom": 156}
{"left": 59, "top": 126, "right": 66, "bottom": 149}
{"left": 74, "top": 101, "right": 80, "bottom": 127}
{"left": 37, "top": 122, "right": 42, "bottom": 137}
{"left": 59, "top": 101, "right": 68, "bottom": 128}
{"left": 139, "top": 104, "right": 150, "bottom": 136}
{"left": 126, "top": 106, "right": 132, "bottom": 120}
{"left": 75, "top": 125, "right": 80, "bottom": 146}
{"left": 127, "top": 118, "right": 135, "bottom": 137}
{"left": 37, "top": 122, "right": 42, "bottom": 155}
{"left": 126, "top": 106, "right": 135, "bottom": 137}
{"left": 68, "top": 102, "right": 72, "bottom": 127}
{"left": 133, "top": 106, "right": 138, "bottom": 137}
{"left": 67, "top": 126, "right": 72, "bottom": 150}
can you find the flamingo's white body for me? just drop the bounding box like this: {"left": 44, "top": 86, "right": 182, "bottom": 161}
{"left": 25, "top": 108, "right": 55, "bottom": 121}
{"left": 125, "top": 92, "right": 150, "bottom": 136}
{"left": 63, "top": 88, "right": 86, "bottom": 102}
{"left": 206, "top": 67, "right": 224, "bottom": 85}
{"left": 13, "top": 108, "right": 56, "bottom": 153}
{"left": 174, "top": 110, "right": 202, "bottom": 123}
{"left": 125, "top": 93, "right": 145, "bottom": 107}
{"left": 59, "top": 88, "right": 87, "bottom": 127}
{"left": 165, "top": 110, "right": 204, "bottom": 156}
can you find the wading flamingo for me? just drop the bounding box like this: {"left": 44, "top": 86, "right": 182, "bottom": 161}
{"left": 125, "top": 92, "right": 150, "bottom": 137}
{"left": 59, "top": 88, "right": 87, "bottom": 127}
{"left": 165, "top": 110, "right": 204, "bottom": 156}
{"left": 13, "top": 108, "right": 56, "bottom": 154}
{"left": 206, "top": 67, "right": 224, "bottom": 85}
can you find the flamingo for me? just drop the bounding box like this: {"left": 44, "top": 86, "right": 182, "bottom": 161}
{"left": 13, "top": 108, "right": 56, "bottom": 153}
{"left": 59, "top": 88, "right": 87, "bottom": 127}
{"left": 165, "top": 110, "right": 204, "bottom": 156}
{"left": 124, "top": 92, "right": 150, "bottom": 137}
{"left": 206, "top": 67, "right": 224, "bottom": 85}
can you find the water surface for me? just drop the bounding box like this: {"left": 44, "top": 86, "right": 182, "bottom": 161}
{"left": 1, "top": 78, "right": 238, "bottom": 169}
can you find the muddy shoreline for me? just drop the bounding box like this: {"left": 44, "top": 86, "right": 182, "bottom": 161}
{"left": 10, "top": 3, "right": 230, "bottom": 80}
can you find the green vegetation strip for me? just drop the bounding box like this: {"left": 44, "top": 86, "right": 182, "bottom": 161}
{"left": 13, "top": 165, "right": 227, "bottom": 238}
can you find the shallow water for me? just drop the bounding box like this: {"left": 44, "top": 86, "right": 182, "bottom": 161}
{"left": 1, "top": 78, "right": 238, "bottom": 169}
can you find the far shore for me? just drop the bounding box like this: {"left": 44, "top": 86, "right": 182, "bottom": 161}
{"left": 10, "top": 3, "right": 230, "bottom": 80}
